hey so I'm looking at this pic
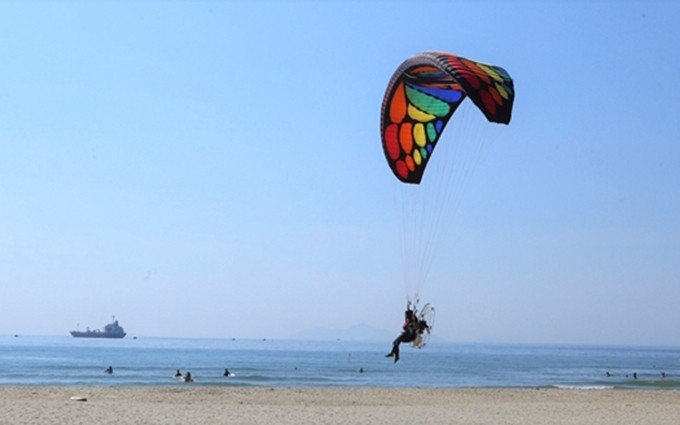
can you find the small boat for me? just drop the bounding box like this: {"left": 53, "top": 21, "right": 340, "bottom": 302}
{"left": 70, "top": 317, "right": 126, "bottom": 339}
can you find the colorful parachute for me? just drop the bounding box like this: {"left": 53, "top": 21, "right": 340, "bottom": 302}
{"left": 380, "top": 52, "right": 515, "bottom": 184}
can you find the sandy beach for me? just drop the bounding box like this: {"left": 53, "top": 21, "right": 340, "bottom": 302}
{"left": 1, "top": 387, "right": 678, "bottom": 425}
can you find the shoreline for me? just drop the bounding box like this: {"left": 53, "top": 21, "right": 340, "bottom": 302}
{"left": 2, "top": 387, "right": 680, "bottom": 424}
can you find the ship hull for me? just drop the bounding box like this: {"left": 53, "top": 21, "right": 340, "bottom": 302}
{"left": 70, "top": 331, "right": 126, "bottom": 339}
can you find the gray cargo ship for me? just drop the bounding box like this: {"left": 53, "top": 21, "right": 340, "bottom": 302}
{"left": 70, "top": 317, "right": 126, "bottom": 339}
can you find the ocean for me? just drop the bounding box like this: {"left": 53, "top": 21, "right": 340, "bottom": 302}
{"left": 1, "top": 335, "right": 679, "bottom": 389}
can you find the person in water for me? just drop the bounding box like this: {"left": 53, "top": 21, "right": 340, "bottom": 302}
{"left": 105, "top": 366, "right": 113, "bottom": 374}
{"left": 184, "top": 371, "right": 193, "bottom": 382}
{"left": 385, "top": 309, "right": 418, "bottom": 363}
{"left": 175, "top": 369, "right": 182, "bottom": 378}
{"left": 224, "top": 368, "right": 232, "bottom": 377}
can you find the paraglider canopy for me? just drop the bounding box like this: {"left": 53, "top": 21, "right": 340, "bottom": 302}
{"left": 380, "top": 52, "right": 515, "bottom": 184}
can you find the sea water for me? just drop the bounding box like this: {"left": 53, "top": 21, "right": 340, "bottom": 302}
{"left": 1, "top": 335, "right": 679, "bottom": 389}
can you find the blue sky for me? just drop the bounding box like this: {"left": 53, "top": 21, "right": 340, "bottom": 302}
{"left": 1, "top": 1, "right": 679, "bottom": 346}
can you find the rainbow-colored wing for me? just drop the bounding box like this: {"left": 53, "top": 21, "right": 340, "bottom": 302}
{"left": 380, "top": 52, "right": 514, "bottom": 184}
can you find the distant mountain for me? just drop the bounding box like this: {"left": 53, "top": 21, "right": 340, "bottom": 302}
{"left": 292, "top": 323, "right": 394, "bottom": 342}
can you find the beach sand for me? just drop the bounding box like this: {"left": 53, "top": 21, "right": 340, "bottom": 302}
{"left": 1, "top": 387, "right": 678, "bottom": 425}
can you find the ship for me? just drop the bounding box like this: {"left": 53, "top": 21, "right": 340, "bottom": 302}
{"left": 70, "top": 317, "right": 127, "bottom": 339}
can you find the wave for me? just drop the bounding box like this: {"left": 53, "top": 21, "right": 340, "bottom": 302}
{"left": 552, "top": 385, "right": 615, "bottom": 390}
